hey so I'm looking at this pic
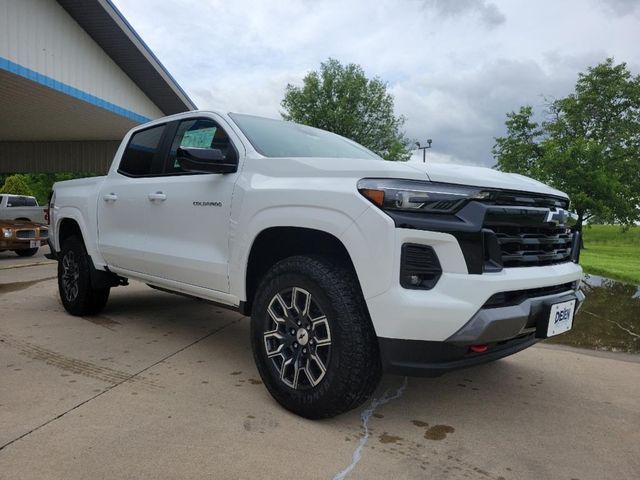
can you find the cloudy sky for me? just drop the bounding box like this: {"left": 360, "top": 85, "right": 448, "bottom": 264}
{"left": 112, "top": 0, "right": 640, "bottom": 166}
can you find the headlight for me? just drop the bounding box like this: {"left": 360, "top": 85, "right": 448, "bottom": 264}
{"left": 2, "top": 228, "right": 13, "bottom": 238}
{"left": 357, "top": 178, "right": 492, "bottom": 214}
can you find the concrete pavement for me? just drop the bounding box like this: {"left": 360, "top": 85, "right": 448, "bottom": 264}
{"left": 0, "top": 245, "right": 55, "bottom": 270}
{"left": 1, "top": 262, "right": 639, "bottom": 480}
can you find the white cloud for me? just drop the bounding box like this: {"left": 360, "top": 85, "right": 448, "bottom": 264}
{"left": 409, "top": 150, "right": 459, "bottom": 164}
{"left": 422, "top": 0, "right": 506, "bottom": 27}
{"left": 599, "top": 0, "right": 640, "bottom": 16}
{"left": 112, "top": 0, "right": 640, "bottom": 166}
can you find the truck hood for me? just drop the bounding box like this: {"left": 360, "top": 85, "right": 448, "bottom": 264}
{"left": 406, "top": 162, "right": 567, "bottom": 198}
{"left": 251, "top": 156, "right": 567, "bottom": 198}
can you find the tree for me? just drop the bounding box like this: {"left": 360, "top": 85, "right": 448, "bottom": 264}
{"left": 0, "top": 174, "right": 34, "bottom": 196}
{"left": 23, "top": 173, "right": 97, "bottom": 205}
{"left": 0, "top": 173, "right": 99, "bottom": 204}
{"left": 281, "top": 58, "right": 411, "bottom": 160}
{"left": 491, "top": 106, "right": 544, "bottom": 179}
{"left": 493, "top": 58, "right": 640, "bottom": 231}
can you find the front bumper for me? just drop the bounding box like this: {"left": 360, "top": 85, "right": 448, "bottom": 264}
{"left": 379, "top": 288, "right": 585, "bottom": 377}
{"left": 366, "top": 238, "right": 584, "bottom": 343}
{"left": 0, "top": 239, "right": 47, "bottom": 250}
{"left": 380, "top": 334, "right": 538, "bottom": 377}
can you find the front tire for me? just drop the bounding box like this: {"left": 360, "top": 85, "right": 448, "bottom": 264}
{"left": 58, "top": 236, "right": 110, "bottom": 316}
{"left": 15, "top": 248, "right": 38, "bottom": 257}
{"left": 251, "top": 255, "right": 381, "bottom": 419}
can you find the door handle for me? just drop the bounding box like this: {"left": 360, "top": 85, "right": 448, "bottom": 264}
{"left": 148, "top": 192, "right": 167, "bottom": 202}
{"left": 103, "top": 193, "right": 118, "bottom": 202}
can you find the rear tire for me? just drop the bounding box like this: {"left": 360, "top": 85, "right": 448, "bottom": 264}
{"left": 250, "top": 255, "right": 381, "bottom": 419}
{"left": 58, "top": 236, "right": 110, "bottom": 316}
{"left": 14, "top": 248, "right": 38, "bottom": 257}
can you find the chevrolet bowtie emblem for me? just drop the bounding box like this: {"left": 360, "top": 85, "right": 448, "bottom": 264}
{"left": 545, "top": 209, "right": 568, "bottom": 224}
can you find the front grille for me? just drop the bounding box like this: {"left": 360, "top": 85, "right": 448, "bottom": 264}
{"left": 386, "top": 189, "right": 577, "bottom": 274}
{"left": 489, "top": 191, "right": 569, "bottom": 209}
{"left": 483, "top": 282, "right": 574, "bottom": 308}
{"left": 39, "top": 229, "right": 48, "bottom": 238}
{"left": 483, "top": 206, "right": 574, "bottom": 268}
{"left": 15, "top": 230, "right": 36, "bottom": 239}
{"left": 491, "top": 225, "right": 573, "bottom": 267}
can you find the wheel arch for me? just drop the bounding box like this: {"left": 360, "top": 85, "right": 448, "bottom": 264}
{"left": 58, "top": 217, "right": 84, "bottom": 248}
{"left": 241, "top": 226, "right": 363, "bottom": 316}
{"left": 56, "top": 216, "right": 124, "bottom": 289}
{"left": 53, "top": 207, "right": 107, "bottom": 268}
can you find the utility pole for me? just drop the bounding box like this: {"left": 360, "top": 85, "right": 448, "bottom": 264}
{"left": 415, "top": 139, "right": 433, "bottom": 163}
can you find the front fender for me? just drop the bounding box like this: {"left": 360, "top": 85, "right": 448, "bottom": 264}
{"left": 229, "top": 205, "right": 365, "bottom": 300}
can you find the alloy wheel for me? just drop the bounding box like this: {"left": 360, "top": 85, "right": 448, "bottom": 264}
{"left": 61, "top": 251, "right": 80, "bottom": 302}
{"left": 263, "top": 287, "right": 332, "bottom": 390}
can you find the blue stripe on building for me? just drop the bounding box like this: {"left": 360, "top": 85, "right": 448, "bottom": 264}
{"left": 0, "top": 56, "right": 151, "bottom": 124}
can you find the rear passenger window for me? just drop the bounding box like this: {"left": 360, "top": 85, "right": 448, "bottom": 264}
{"left": 7, "top": 196, "right": 25, "bottom": 207}
{"left": 25, "top": 197, "right": 37, "bottom": 206}
{"left": 165, "top": 118, "right": 238, "bottom": 175}
{"left": 119, "top": 124, "right": 166, "bottom": 177}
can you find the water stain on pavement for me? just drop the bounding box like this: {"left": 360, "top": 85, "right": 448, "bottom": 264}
{"left": 378, "top": 432, "right": 403, "bottom": 444}
{"left": 424, "top": 425, "right": 455, "bottom": 441}
{"left": 545, "top": 274, "right": 640, "bottom": 353}
{"left": 243, "top": 415, "right": 279, "bottom": 433}
{"left": 411, "top": 420, "right": 428, "bottom": 427}
{"left": 0, "top": 276, "right": 56, "bottom": 295}
{"left": 81, "top": 314, "right": 121, "bottom": 330}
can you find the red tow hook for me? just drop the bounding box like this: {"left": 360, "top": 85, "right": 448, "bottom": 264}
{"left": 469, "top": 344, "right": 488, "bottom": 353}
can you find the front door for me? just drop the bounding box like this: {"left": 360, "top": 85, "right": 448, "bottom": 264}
{"left": 136, "top": 115, "right": 242, "bottom": 292}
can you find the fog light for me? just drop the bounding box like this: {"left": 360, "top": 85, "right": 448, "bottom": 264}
{"left": 400, "top": 244, "right": 442, "bottom": 290}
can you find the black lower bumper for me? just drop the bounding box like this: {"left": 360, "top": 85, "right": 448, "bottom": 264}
{"left": 379, "top": 288, "right": 585, "bottom": 377}
{"left": 379, "top": 334, "right": 537, "bottom": 377}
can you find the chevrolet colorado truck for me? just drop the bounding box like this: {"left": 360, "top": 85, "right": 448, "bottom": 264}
{"left": 49, "top": 111, "right": 584, "bottom": 418}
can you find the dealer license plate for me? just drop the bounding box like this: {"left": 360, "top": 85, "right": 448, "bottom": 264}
{"left": 29, "top": 240, "right": 38, "bottom": 248}
{"left": 547, "top": 300, "right": 576, "bottom": 337}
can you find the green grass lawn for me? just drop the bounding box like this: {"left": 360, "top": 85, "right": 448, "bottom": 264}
{"left": 580, "top": 224, "right": 640, "bottom": 285}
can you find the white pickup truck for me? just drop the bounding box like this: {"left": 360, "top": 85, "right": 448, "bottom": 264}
{"left": 0, "top": 194, "right": 47, "bottom": 224}
{"left": 49, "top": 111, "right": 584, "bottom": 418}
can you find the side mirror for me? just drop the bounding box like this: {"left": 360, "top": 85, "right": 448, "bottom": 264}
{"left": 176, "top": 147, "right": 238, "bottom": 174}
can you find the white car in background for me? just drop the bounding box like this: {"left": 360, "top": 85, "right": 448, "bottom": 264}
{"left": 0, "top": 194, "right": 47, "bottom": 224}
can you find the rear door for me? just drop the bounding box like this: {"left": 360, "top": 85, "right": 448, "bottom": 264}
{"left": 137, "top": 115, "right": 243, "bottom": 292}
{"left": 97, "top": 122, "right": 169, "bottom": 273}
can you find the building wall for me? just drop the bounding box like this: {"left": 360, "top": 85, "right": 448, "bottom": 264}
{"left": 0, "top": 0, "right": 164, "bottom": 122}
{"left": 0, "top": 141, "right": 117, "bottom": 173}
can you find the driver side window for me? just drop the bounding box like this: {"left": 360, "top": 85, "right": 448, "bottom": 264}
{"left": 165, "top": 118, "right": 237, "bottom": 174}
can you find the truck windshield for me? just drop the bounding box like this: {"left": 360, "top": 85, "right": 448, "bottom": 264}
{"left": 229, "top": 113, "right": 381, "bottom": 160}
